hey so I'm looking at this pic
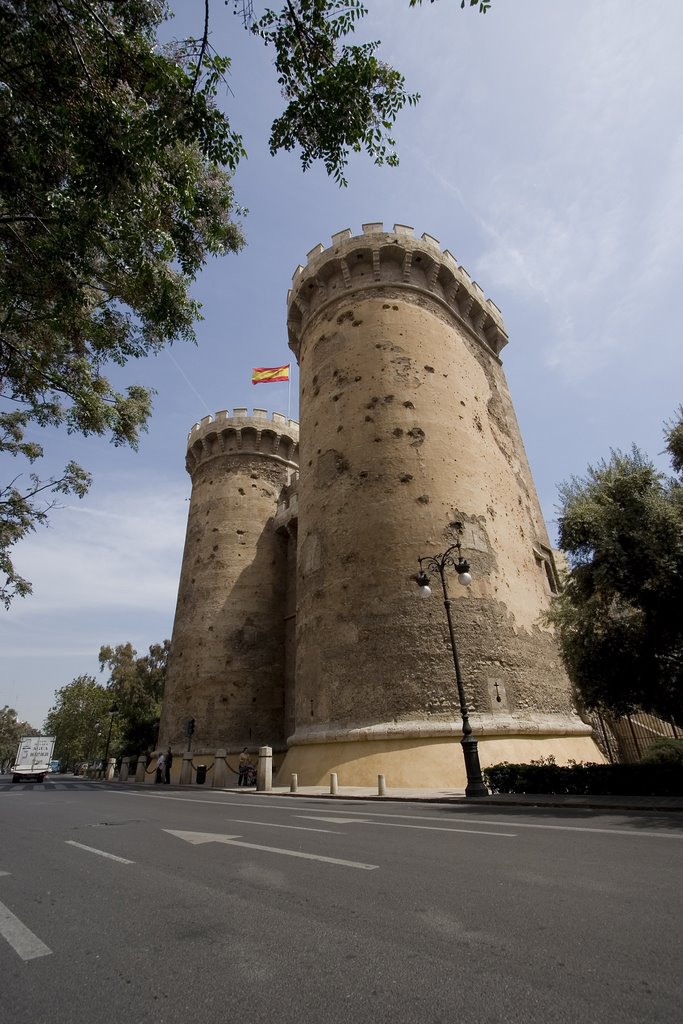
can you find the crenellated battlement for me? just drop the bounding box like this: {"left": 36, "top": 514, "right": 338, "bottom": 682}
{"left": 185, "top": 408, "right": 299, "bottom": 476}
{"left": 287, "top": 223, "right": 508, "bottom": 360}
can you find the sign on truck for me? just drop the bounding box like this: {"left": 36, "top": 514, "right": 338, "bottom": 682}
{"left": 12, "top": 735, "right": 56, "bottom": 784}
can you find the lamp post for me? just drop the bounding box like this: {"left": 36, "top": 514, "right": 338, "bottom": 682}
{"left": 416, "top": 529, "right": 488, "bottom": 798}
{"left": 102, "top": 703, "right": 119, "bottom": 776}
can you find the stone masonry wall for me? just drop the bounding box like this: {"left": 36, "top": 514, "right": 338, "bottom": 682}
{"left": 286, "top": 225, "right": 586, "bottom": 747}
{"left": 158, "top": 411, "right": 299, "bottom": 753}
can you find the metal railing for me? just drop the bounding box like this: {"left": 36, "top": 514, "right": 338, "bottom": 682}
{"left": 591, "top": 711, "right": 680, "bottom": 763}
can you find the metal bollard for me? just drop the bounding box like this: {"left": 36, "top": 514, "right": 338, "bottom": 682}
{"left": 378, "top": 774, "right": 386, "bottom": 796}
{"left": 290, "top": 773, "right": 298, "bottom": 793}
{"left": 330, "top": 772, "right": 338, "bottom": 795}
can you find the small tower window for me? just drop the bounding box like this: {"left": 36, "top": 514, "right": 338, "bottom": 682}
{"left": 533, "top": 544, "right": 560, "bottom": 595}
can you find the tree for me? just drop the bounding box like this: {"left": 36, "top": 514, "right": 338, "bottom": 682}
{"left": 1, "top": 0, "right": 490, "bottom": 605}
{"left": 547, "top": 411, "right": 683, "bottom": 722}
{"left": 43, "top": 675, "right": 114, "bottom": 767}
{"left": 99, "top": 640, "right": 170, "bottom": 754}
{"left": 0, "top": 0, "right": 245, "bottom": 606}
{"left": 0, "top": 705, "right": 37, "bottom": 772}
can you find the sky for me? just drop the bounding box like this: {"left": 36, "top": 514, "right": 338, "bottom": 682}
{"left": 2, "top": 0, "right": 682, "bottom": 729}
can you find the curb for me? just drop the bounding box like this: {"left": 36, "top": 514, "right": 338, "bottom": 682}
{"left": 88, "top": 780, "right": 683, "bottom": 813}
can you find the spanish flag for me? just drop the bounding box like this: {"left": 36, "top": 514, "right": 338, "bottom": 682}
{"left": 252, "top": 364, "right": 290, "bottom": 385}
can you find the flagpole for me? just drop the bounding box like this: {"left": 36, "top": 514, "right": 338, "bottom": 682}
{"left": 287, "top": 365, "right": 291, "bottom": 421}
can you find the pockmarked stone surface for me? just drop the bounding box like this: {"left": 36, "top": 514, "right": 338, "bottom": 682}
{"left": 158, "top": 411, "right": 299, "bottom": 753}
{"left": 159, "top": 225, "right": 601, "bottom": 784}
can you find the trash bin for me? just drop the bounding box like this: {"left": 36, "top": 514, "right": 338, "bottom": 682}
{"left": 196, "top": 764, "right": 207, "bottom": 785}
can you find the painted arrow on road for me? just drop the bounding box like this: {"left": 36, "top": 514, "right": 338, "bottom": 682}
{"left": 164, "top": 830, "right": 378, "bottom": 870}
{"left": 0, "top": 876, "right": 52, "bottom": 962}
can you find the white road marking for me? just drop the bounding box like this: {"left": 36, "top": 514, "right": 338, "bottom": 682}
{"left": 165, "top": 830, "right": 241, "bottom": 844}
{"left": 65, "top": 840, "right": 134, "bottom": 864}
{"left": 0, "top": 871, "right": 10, "bottom": 877}
{"left": 104, "top": 790, "right": 683, "bottom": 839}
{"left": 225, "top": 818, "right": 341, "bottom": 834}
{"left": 302, "top": 817, "right": 366, "bottom": 824}
{"left": 165, "top": 829, "right": 378, "bottom": 870}
{"left": 109, "top": 792, "right": 289, "bottom": 808}
{"left": 294, "top": 807, "right": 683, "bottom": 839}
{"left": 297, "top": 816, "right": 515, "bottom": 837}
{"left": 0, "top": 899, "right": 52, "bottom": 961}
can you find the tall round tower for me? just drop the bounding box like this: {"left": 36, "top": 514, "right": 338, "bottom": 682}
{"left": 280, "top": 223, "right": 600, "bottom": 787}
{"left": 158, "top": 408, "right": 299, "bottom": 754}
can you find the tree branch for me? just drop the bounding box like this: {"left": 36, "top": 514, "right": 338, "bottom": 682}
{"left": 190, "top": 0, "right": 210, "bottom": 96}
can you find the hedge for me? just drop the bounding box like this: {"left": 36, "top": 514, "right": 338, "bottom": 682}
{"left": 483, "top": 757, "right": 683, "bottom": 797}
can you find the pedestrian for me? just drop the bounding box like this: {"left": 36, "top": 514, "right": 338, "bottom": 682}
{"left": 164, "top": 747, "right": 173, "bottom": 784}
{"left": 155, "top": 751, "right": 165, "bottom": 784}
{"left": 238, "top": 747, "right": 250, "bottom": 787}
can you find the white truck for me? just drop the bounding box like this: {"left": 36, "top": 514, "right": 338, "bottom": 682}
{"left": 12, "top": 735, "right": 56, "bottom": 784}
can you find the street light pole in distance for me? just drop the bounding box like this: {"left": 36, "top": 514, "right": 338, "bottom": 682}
{"left": 416, "top": 526, "right": 489, "bottom": 798}
{"left": 103, "top": 703, "right": 119, "bottom": 777}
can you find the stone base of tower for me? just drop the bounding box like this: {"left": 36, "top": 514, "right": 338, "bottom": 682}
{"left": 276, "top": 716, "right": 604, "bottom": 790}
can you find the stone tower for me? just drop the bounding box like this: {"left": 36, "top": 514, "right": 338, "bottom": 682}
{"left": 277, "top": 223, "right": 599, "bottom": 787}
{"left": 158, "top": 408, "right": 299, "bottom": 752}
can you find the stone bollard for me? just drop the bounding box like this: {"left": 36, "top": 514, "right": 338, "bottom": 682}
{"left": 120, "top": 757, "right": 130, "bottom": 783}
{"left": 213, "top": 749, "right": 227, "bottom": 789}
{"left": 257, "top": 746, "right": 272, "bottom": 792}
{"left": 290, "top": 773, "right": 298, "bottom": 793}
{"left": 378, "top": 774, "right": 386, "bottom": 796}
{"left": 105, "top": 757, "right": 116, "bottom": 781}
{"left": 180, "top": 751, "right": 193, "bottom": 786}
{"left": 135, "top": 756, "right": 146, "bottom": 784}
{"left": 330, "top": 772, "right": 338, "bottom": 795}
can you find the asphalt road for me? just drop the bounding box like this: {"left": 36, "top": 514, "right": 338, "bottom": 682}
{"left": 1, "top": 776, "right": 681, "bottom": 1024}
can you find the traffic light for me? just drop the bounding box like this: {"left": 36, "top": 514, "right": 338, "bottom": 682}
{"left": 183, "top": 718, "right": 196, "bottom": 737}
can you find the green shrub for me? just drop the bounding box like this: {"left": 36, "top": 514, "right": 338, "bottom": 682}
{"left": 640, "top": 739, "right": 683, "bottom": 766}
{"left": 483, "top": 759, "right": 683, "bottom": 797}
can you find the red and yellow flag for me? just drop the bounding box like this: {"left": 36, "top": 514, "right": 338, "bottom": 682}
{"left": 251, "top": 364, "right": 290, "bottom": 385}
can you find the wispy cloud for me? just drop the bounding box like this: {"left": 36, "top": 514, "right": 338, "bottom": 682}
{"left": 5, "top": 478, "right": 188, "bottom": 619}
{"left": 411, "top": 1, "right": 683, "bottom": 381}
{"left": 1, "top": 476, "right": 189, "bottom": 724}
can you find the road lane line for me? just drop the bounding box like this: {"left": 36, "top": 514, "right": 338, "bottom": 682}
{"left": 301, "top": 817, "right": 364, "bottom": 824}
{"left": 103, "top": 791, "right": 683, "bottom": 840}
{"left": 65, "top": 840, "right": 134, "bottom": 864}
{"left": 109, "top": 792, "right": 293, "bottom": 808}
{"left": 225, "top": 818, "right": 342, "bottom": 834}
{"left": 107, "top": 793, "right": 338, "bottom": 832}
{"left": 294, "top": 808, "right": 683, "bottom": 839}
{"left": 297, "top": 816, "right": 515, "bottom": 837}
{"left": 0, "top": 900, "right": 52, "bottom": 961}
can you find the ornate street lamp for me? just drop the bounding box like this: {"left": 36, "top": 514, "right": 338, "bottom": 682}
{"left": 416, "top": 527, "right": 488, "bottom": 798}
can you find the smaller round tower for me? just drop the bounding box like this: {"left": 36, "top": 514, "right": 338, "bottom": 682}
{"left": 158, "top": 408, "right": 299, "bottom": 754}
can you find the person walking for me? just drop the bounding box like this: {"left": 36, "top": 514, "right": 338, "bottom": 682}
{"left": 238, "top": 747, "right": 250, "bottom": 787}
{"left": 164, "top": 747, "right": 173, "bottom": 784}
{"left": 155, "top": 751, "right": 165, "bottom": 784}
